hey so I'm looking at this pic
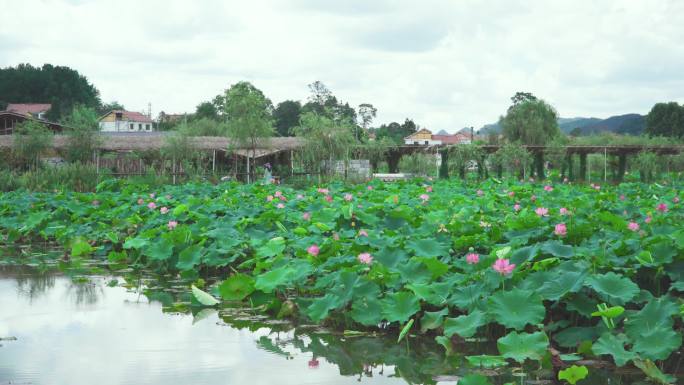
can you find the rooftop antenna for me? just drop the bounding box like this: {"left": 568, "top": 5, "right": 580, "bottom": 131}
{"left": 148, "top": 102, "right": 152, "bottom": 118}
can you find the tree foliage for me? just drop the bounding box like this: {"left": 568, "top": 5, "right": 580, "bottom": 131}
{"left": 223, "top": 81, "right": 274, "bottom": 155}
{"left": 0, "top": 63, "right": 101, "bottom": 121}
{"left": 293, "top": 110, "right": 355, "bottom": 178}
{"left": 273, "top": 100, "right": 302, "bottom": 137}
{"left": 372, "top": 119, "right": 418, "bottom": 145}
{"left": 61, "top": 105, "right": 101, "bottom": 163}
{"left": 12, "top": 120, "right": 53, "bottom": 170}
{"left": 645, "top": 102, "right": 684, "bottom": 138}
{"left": 500, "top": 95, "right": 560, "bottom": 145}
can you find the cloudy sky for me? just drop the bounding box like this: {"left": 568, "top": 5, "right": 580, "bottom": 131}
{"left": 2, "top": 0, "right": 683, "bottom": 132}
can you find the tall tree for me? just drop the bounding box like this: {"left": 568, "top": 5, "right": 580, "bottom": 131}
{"left": 645, "top": 102, "right": 684, "bottom": 138}
{"left": 98, "top": 101, "right": 125, "bottom": 115}
{"left": 500, "top": 96, "right": 560, "bottom": 179}
{"left": 195, "top": 101, "right": 219, "bottom": 121}
{"left": 0, "top": 63, "right": 101, "bottom": 120}
{"left": 509, "top": 91, "right": 537, "bottom": 110}
{"left": 223, "top": 82, "right": 274, "bottom": 182}
{"left": 302, "top": 81, "right": 358, "bottom": 126}
{"left": 60, "top": 105, "right": 101, "bottom": 163}
{"left": 357, "top": 103, "right": 377, "bottom": 131}
{"left": 273, "top": 100, "right": 302, "bottom": 136}
{"left": 372, "top": 118, "right": 418, "bottom": 145}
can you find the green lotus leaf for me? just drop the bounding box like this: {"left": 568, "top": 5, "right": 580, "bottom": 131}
{"left": 465, "top": 355, "right": 508, "bottom": 368}
{"left": 350, "top": 296, "right": 383, "bottom": 326}
{"left": 497, "top": 331, "right": 549, "bottom": 363}
{"left": 176, "top": 244, "right": 203, "bottom": 270}
{"left": 558, "top": 365, "right": 589, "bottom": 385}
{"left": 191, "top": 284, "right": 219, "bottom": 306}
{"left": 70, "top": 238, "right": 93, "bottom": 257}
{"left": 509, "top": 245, "right": 539, "bottom": 266}
{"left": 585, "top": 272, "right": 639, "bottom": 305}
{"left": 406, "top": 238, "right": 449, "bottom": 258}
{"left": 305, "top": 293, "right": 343, "bottom": 322}
{"left": 374, "top": 246, "right": 408, "bottom": 268}
{"left": 444, "top": 310, "right": 487, "bottom": 338}
{"left": 123, "top": 236, "right": 148, "bottom": 250}
{"left": 553, "top": 326, "right": 601, "bottom": 348}
{"left": 633, "top": 359, "right": 676, "bottom": 385}
{"left": 256, "top": 237, "right": 286, "bottom": 258}
{"left": 592, "top": 332, "right": 636, "bottom": 367}
{"left": 381, "top": 291, "right": 421, "bottom": 323}
{"left": 420, "top": 308, "right": 448, "bottom": 333}
{"left": 541, "top": 240, "right": 573, "bottom": 258}
{"left": 144, "top": 241, "right": 173, "bottom": 261}
{"left": 632, "top": 327, "right": 682, "bottom": 361}
{"left": 459, "top": 374, "right": 494, "bottom": 385}
{"left": 488, "top": 289, "right": 545, "bottom": 330}
{"left": 218, "top": 273, "right": 255, "bottom": 301}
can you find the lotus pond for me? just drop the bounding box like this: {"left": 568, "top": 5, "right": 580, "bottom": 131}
{"left": 1, "top": 178, "right": 683, "bottom": 384}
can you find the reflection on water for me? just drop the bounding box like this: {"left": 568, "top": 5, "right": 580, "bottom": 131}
{"left": 0, "top": 266, "right": 663, "bottom": 385}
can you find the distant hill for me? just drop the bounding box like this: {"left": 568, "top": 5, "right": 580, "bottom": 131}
{"left": 478, "top": 114, "right": 646, "bottom": 136}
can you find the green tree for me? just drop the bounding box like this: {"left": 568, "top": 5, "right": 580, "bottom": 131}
{"left": 645, "top": 102, "right": 684, "bottom": 138}
{"left": 273, "top": 100, "right": 302, "bottom": 136}
{"left": 302, "top": 81, "right": 358, "bottom": 127}
{"left": 500, "top": 96, "right": 560, "bottom": 179}
{"left": 223, "top": 82, "right": 274, "bottom": 182}
{"left": 372, "top": 119, "right": 418, "bottom": 145}
{"left": 195, "top": 101, "right": 219, "bottom": 121}
{"left": 98, "top": 101, "right": 125, "bottom": 115}
{"left": 509, "top": 91, "right": 537, "bottom": 110}
{"left": 12, "top": 120, "right": 53, "bottom": 170}
{"left": 177, "top": 117, "right": 228, "bottom": 136}
{"left": 293, "top": 110, "right": 355, "bottom": 181}
{"left": 0, "top": 63, "right": 101, "bottom": 121}
{"left": 61, "top": 105, "right": 101, "bottom": 163}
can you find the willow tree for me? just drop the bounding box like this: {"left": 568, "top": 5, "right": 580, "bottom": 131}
{"left": 223, "top": 81, "right": 274, "bottom": 182}
{"left": 293, "top": 110, "right": 355, "bottom": 182}
{"left": 61, "top": 104, "right": 101, "bottom": 163}
{"left": 500, "top": 95, "right": 560, "bottom": 179}
{"left": 12, "top": 120, "right": 53, "bottom": 171}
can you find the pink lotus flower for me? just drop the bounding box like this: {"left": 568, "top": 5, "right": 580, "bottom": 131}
{"left": 657, "top": 203, "right": 668, "bottom": 212}
{"left": 307, "top": 244, "right": 320, "bottom": 256}
{"left": 492, "top": 258, "right": 515, "bottom": 275}
{"left": 266, "top": 195, "right": 274, "bottom": 202}
{"left": 275, "top": 191, "right": 282, "bottom": 197}
{"left": 554, "top": 223, "right": 567, "bottom": 236}
{"left": 150, "top": 193, "right": 155, "bottom": 198}
{"left": 279, "top": 195, "right": 287, "bottom": 201}
{"left": 619, "top": 194, "right": 626, "bottom": 201}
{"left": 476, "top": 189, "right": 484, "bottom": 196}
{"left": 137, "top": 198, "right": 144, "bottom": 205}
{"left": 325, "top": 195, "right": 333, "bottom": 203}
{"left": 419, "top": 194, "right": 430, "bottom": 201}
{"left": 344, "top": 193, "right": 353, "bottom": 201}
{"left": 594, "top": 185, "right": 601, "bottom": 191}
{"left": 358, "top": 252, "right": 373, "bottom": 264}
{"left": 544, "top": 185, "right": 553, "bottom": 192}
{"left": 308, "top": 358, "right": 319, "bottom": 369}
{"left": 466, "top": 253, "right": 480, "bottom": 264}
{"left": 531, "top": 195, "right": 537, "bottom": 202}
{"left": 167, "top": 220, "right": 178, "bottom": 230}
{"left": 560, "top": 207, "right": 569, "bottom": 215}
{"left": 160, "top": 207, "right": 169, "bottom": 214}
{"left": 147, "top": 202, "right": 157, "bottom": 209}
{"left": 426, "top": 186, "right": 433, "bottom": 193}
{"left": 317, "top": 188, "right": 329, "bottom": 194}
{"left": 367, "top": 185, "right": 373, "bottom": 191}
{"left": 645, "top": 215, "right": 652, "bottom": 223}
{"left": 535, "top": 207, "right": 549, "bottom": 217}
{"left": 508, "top": 191, "right": 515, "bottom": 197}
{"left": 358, "top": 229, "right": 368, "bottom": 237}
{"left": 513, "top": 204, "right": 521, "bottom": 211}
{"left": 302, "top": 212, "right": 311, "bottom": 221}
{"left": 276, "top": 203, "right": 285, "bottom": 209}
{"left": 628, "top": 222, "right": 640, "bottom": 232}
{"left": 674, "top": 197, "right": 680, "bottom": 203}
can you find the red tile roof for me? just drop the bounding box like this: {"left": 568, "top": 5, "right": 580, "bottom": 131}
{"left": 433, "top": 133, "right": 471, "bottom": 144}
{"left": 6, "top": 103, "right": 52, "bottom": 115}
{"left": 104, "top": 110, "right": 153, "bottom": 123}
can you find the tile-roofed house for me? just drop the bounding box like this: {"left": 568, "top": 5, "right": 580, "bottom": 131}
{"left": 99, "top": 110, "right": 154, "bottom": 132}
{"left": 404, "top": 129, "right": 472, "bottom": 145}
{"left": 6, "top": 103, "right": 52, "bottom": 119}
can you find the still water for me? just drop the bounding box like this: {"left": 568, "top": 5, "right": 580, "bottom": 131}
{"left": 0, "top": 266, "right": 654, "bottom": 385}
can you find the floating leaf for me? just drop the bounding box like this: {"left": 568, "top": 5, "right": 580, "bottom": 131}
{"left": 497, "top": 331, "right": 549, "bottom": 363}
{"left": 459, "top": 374, "right": 493, "bottom": 385}
{"left": 558, "top": 365, "right": 589, "bottom": 384}
{"left": 218, "top": 274, "right": 255, "bottom": 301}
{"left": 591, "top": 332, "right": 635, "bottom": 366}
{"left": 381, "top": 291, "right": 421, "bottom": 323}
{"left": 191, "top": 285, "right": 219, "bottom": 306}
{"left": 466, "top": 355, "right": 508, "bottom": 368}
{"left": 406, "top": 238, "right": 449, "bottom": 258}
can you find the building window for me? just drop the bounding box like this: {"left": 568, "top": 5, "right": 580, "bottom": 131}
{"left": 138, "top": 123, "right": 142, "bottom": 130}
{"left": 145, "top": 124, "right": 150, "bottom": 131}
{"left": 413, "top": 141, "right": 418, "bottom": 145}
{"left": 129, "top": 123, "right": 134, "bottom": 130}
{"left": 424, "top": 141, "right": 429, "bottom": 145}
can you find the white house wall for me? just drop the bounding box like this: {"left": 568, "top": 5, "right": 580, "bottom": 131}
{"left": 99, "top": 120, "right": 153, "bottom": 132}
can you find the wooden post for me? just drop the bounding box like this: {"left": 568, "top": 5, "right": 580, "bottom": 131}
{"left": 172, "top": 157, "right": 176, "bottom": 184}
{"left": 212, "top": 150, "right": 216, "bottom": 173}
{"left": 579, "top": 153, "right": 587, "bottom": 181}
{"left": 603, "top": 147, "right": 607, "bottom": 182}
{"left": 246, "top": 155, "right": 250, "bottom": 184}
{"left": 290, "top": 150, "right": 294, "bottom": 177}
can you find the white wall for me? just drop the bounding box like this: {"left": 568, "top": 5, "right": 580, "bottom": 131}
{"left": 99, "top": 120, "right": 153, "bottom": 132}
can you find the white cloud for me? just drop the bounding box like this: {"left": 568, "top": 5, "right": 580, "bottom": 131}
{"left": 1, "top": 0, "right": 683, "bottom": 132}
